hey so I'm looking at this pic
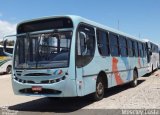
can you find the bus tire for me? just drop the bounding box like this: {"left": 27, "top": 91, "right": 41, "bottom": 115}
{"left": 152, "top": 65, "right": 154, "bottom": 73}
{"left": 130, "top": 70, "right": 138, "bottom": 87}
{"left": 91, "top": 76, "right": 104, "bottom": 101}
{"left": 6, "top": 65, "right": 12, "bottom": 74}
{"left": 156, "top": 63, "right": 159, "bottom": 70}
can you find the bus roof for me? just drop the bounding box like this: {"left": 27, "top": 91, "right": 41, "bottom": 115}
{"left": 143, "top": 39, "right": 159, "bottom": 46}
{"left": 17, "top": 15, "right": 145, "bottom": 43}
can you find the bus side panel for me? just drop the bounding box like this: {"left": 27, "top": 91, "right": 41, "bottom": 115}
{"left": 12, "top": 74, "right": 78, "bottom": 97}
{"left": 118, "top": 57, "right": 133, "bottom": 82}
{"left": 138, "top": 57, "right": 148, "bottom": 77}
{"left": 80, "top": 56, "right": 106, "bottom": 96}
{"left": 109, "top": 57, "right": 133, "bottom": 87}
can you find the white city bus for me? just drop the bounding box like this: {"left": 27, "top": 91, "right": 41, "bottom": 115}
{"left": 4, "top": 15, "right": 152, "bottom": 100}
{"left": 143, "top": 40, "right": 159, "bottom": 73}
{"left": 0, "top": 45, "right": 12, "bottom": 74}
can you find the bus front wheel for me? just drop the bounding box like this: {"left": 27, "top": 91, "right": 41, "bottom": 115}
{"left": 92, "top": 77, "right": 104, "bottom": 101}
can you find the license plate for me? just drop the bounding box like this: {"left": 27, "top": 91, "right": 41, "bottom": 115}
{"left": 32, "top": 86, "right": 42, "bottom": 91}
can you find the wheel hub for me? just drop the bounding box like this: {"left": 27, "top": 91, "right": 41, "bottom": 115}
{"left": 97, "top": 82, "right": 103, "bottom": 95}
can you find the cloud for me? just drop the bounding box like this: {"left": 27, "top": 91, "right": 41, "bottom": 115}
{"left": 0, "top": 20, "right": 16, "bottom": 41}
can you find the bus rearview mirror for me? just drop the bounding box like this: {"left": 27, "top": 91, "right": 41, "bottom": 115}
{"left": 3, "top": 35, "right": 16, "bottom": 57}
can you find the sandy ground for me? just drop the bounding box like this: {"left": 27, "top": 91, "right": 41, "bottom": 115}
{"left": 0, "top": 70, "right": 160, "bottom": 114}
{"left": 0, "top": 74, "right": 40, "bottom": 107}
{"left": 85, "top": 70, "right": 160, "bottom": 109}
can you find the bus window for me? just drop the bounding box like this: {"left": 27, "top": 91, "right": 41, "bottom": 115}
{"left": 143, "top": 43, "right": 147, "bottom": 57}
{"left": 133, "top": 41, "right": 138, "bottom": 57}
{"left": 119, "top": 36, "right": 127, "bottom": 57}
{"left": 127, "top": 39, "right": 133, "bottom": 57}
{"left": 76, "top": 25, "right": 95, "bottom": 68}
{"left": 109, "top": 33, "right": 119, "bottom": 57}
{"left": 97, "top": 29, "right": 109, "bottom": 56}
{"left": 138, "top": 42, "right": 144, "bottom": 57}
{"left": 14, "top": 32, "right": 72, "bottom": 69}
{"left": 156, "top": 46, "right": 159, "bottom": 53}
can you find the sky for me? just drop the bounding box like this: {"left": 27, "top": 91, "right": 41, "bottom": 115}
{"left": 0, "top": 0, "right": 160, "bottom": 44}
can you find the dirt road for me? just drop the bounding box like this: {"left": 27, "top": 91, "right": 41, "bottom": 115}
{"left": 0, "top": 74, "right": 40, "bottom": 107}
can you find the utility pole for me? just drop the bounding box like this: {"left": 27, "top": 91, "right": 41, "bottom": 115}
{"left": 139, "top": 33, "right": 141, "bottom": 39}
{"left": 118, "top": 20, "right": 120, "bottom": 30}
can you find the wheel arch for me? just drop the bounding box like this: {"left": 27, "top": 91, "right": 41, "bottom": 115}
{"left": 133, "top": 67, "right": 138, "bottom": 78}
{"left": 97, "top": 71, "right": 108, "bottom": 88}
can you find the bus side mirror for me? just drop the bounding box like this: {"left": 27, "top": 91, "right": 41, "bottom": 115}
{"left": 3, "top": 35, "right": 16, "bottom": 57}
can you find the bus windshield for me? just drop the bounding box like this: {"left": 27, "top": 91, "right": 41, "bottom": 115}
{"left": 14, "top": 31, "right": 72, "bottom": 69}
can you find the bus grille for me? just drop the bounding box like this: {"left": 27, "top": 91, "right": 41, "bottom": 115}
{"left": 24, "top": 73, "right": 52, "bottom": 76}
{"left": 19, "top": 88, "right": 61, "bottom": 94}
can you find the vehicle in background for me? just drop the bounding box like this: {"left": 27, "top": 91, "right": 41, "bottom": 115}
{"left": 143, "top": 40, "right": 159, "bottom": 72}
{"left": 3, "top": 15, "right": 153, "bottom": 100}
{"left": 0, "top": 45, "right": 13, "bottom": 74}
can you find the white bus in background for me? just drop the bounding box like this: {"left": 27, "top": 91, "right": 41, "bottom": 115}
{"left": 0, "top": 45, "right": 12, "bottom": 74}
{"left": 144, "top": 40, "right": 159, "bottom": 72}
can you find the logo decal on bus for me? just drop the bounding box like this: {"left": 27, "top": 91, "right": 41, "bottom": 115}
{"left": 53, "top": 69, "right": 63, "bottom": 75}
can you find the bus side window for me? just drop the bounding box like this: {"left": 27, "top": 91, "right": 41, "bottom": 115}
{"left": 138, "top": 42, "right": 143, "bottom": 57}
{"left": 156, "top": 46, "right": 159, "bottom": 53}
{"left": 109, "top": 33, "right": 119, "bottom": 57}
{"left": 119, "top": 36, "right": 127, "bottom": 57}
{"left": 97, "top": 29, "right": 110, "bottom": 56}
{"left": 127, "top": 39, "right": 133, "bottom": 57}
{"left": 143, "top": 43, "right": 146, "bottom": 57}
{"left": 133, "top": 41, "right": 138, "bottom": 57}
{"left": 76, "top": 24, "right": 95, "bottom": 68}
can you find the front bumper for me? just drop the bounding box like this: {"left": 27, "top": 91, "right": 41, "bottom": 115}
{"left": 12, "top": 75, "right": 77, "bottom": 97}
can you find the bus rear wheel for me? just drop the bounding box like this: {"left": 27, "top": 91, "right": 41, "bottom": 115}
{"left": 130, "top": 70, "right": 138, "bottom": 87}
{"left": 152, "top": 65, "right": 154, "bottom": 73}
{"left": 92, "top": 77, "right": 104, "bottom": 101}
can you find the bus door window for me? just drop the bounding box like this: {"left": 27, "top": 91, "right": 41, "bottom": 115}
{"left": 76, "top": 24, "right": 95, "bottom": 68}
